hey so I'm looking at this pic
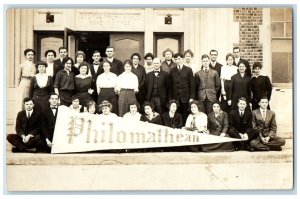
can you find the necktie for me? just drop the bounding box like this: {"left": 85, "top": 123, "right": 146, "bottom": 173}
{"left": 190, "top": 116, "right": 196, "bottom": 129}
{"left": 263, "top": 110, "right": 266, "bottom": 121}
{"left": 178, "top": 66, "right": 181, "bottom": 71}
{"left": 27, "top": 111, "right": 31, "bottom": 118}
{"left": 240, "top": 111, "right": 244, "bottom": 117}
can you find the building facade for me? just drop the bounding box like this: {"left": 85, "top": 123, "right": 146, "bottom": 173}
{"left": 5, "top": 7, "right": 293, "bottom": 122}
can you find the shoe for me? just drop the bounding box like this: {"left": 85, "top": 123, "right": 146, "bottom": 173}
{"left": 11, "top": 147, "right": 26, "bottom": 153}
{"left": 245, "top": 145, "right": 255, "bottom": 152}
{"left": 269, "top": 146, "right": 282, "bottom": 151}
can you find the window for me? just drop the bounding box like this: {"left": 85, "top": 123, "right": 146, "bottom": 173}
{"left": 271, "top": 8, "right": 292, "bottom": 39}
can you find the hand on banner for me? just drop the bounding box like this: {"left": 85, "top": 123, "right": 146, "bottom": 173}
{"left": 189, "top": 99, "right": 194, "bottom": 103}
{"left": 228, "top": 100, "right": 232, "bottom": 106}
{"left": 220, "top": 133, "right": 226, "bottom": 137}
{"left": 88, "top": 89, "right": 94, "bottom": 95}
{"left": 46, "top": 138, "right": 53, "bottom": 147}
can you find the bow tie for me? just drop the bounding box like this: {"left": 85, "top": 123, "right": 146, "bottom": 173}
{"left": 51, "top": 107, "right": 57, "bottom": 109}
{"left": 93, "top": 63, "right": 100, "bottom": 65}
{"left": 154, "top": 70, "right": 159, "bottom": 73}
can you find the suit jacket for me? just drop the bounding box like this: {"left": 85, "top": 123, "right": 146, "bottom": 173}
{"left": 233, "top": 58, "right": 251, "bottom": 77}
{"left": 195, "top": 69, "right": 220, "bottom": 101}
{"left": 53, "top": 58, "right": 66, "bottom": 71}
{"left": 41, "top": 106, "right": 58, "bottom": 140}
{"left": 169, "top": 65, "right": 195, "bottom": 103}
{"left": 228, "top": 109, "right": 253, "bottom": 138}
{"left": 89, "top": 62, "right": 103, "bottom": 82}
{"left": 100, "top": 58, "right": 124, "bottom": 76}
{"left": 145, "top": 70, "right": 169, "bottom": 107}
{"left": 209, "top": 62, "right": 223, "bottom": 77}
{"left": 252, "top": 109, "right": 277, "bottom": 138}
{"left": 15, "top": 109, "right": 43, "bottom": 137}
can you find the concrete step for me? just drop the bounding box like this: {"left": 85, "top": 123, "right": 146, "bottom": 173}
{"left": 6, "top": 139, "right": 293, "bottom": 166}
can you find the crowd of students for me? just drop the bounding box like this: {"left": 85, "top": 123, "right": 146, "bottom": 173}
{"left": 7, "top": 46, "right": 285, "bottom": 153}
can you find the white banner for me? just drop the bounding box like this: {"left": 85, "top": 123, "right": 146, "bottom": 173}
{"left": 51, "top": 106, "right": 241, "bottom": 153}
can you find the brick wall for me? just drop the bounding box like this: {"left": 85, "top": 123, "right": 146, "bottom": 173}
{"left": 233, "top": 8, "right": 263, "bottom": 68}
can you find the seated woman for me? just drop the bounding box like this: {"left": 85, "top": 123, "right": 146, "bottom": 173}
{"left": 98, "top": 100, "right": 118, "bottom": 122}
{"left": 86, "top": 101, "right": 97, "bottom": 114}
{"left": 183, "top": 100, "right": 207, "bottom": 152}
{"left": 140, "top": 101, "right": 162, "bottom": 125}
{"left": 69, "top": 95, "right": 87, "bottom": 113}
{"left": 201, "top": 101, "right": 234, "bottom": 152}
{"left": 123, "top": 102, "right": 141, "bottom": 121}
{"left": 161, "top": 99, "right": 183, "bottom": 129}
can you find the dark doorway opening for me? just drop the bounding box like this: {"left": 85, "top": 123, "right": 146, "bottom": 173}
{"left": 77, "top": 32, "right": 110, "bottom": 64}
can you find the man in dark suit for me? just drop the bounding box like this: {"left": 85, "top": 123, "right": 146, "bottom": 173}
{"left": 100, "top": 46, "right": 124, "bottom": 76}
{"left": 209, "top": 49, "right": 223, "bottom": 100}
{"left": 53, "top": 47, "right": 68, "bottom": 71}
{"left": 195, "top": 54, "right": 221, "bottom": 114}
{"left": 36, "top": 93, "right": 60, "bottom": 153}
{"left": 89, "top": 50, "right": 102, "bottom": 102}
{"left": 228, "top": 97, "right": 258, "bottom": 151}
{"left": 7, "top": 98, "right": 42, "bottom": 152}
{"left": 250, "top": 96, "right": 285, "bottom": 151}
{"left": 169, "top": 53, "right": 195, "bottom": 123}
{"left": 145, "top": 57, "right": 169, "bottom": 114}
{"left": 233, "top": 47, "right": 251, "bottom": 77}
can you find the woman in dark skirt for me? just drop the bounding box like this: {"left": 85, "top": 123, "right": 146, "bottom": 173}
{"left": 29, "top": 61, "right": 53, "bottom": 111}
{"left": 140, "top": 101, "right": 162, "bottom": 125}
{"left": 251, "top": 62, "right": 272, "bottom": 110}
{"left": 96, "top": 60, "right": 118, "bottom": 115}
{"left": 201, "top": 101, "right": 234, "bottom": 152}
{"left": 161, "top": 99, "right": 183, "bottom": 129}
{"left": 74, "top": 62, "right": 95, "bottom": 106}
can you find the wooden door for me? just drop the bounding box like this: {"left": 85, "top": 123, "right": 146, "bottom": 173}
{"left": 110, "top": 33, "right": 144, "bottom": 63}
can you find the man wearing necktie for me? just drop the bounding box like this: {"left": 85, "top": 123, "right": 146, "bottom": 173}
{"left": 195, "top": 54, "right": 221, "bottom": 114}
{"left": 250, "top": 96, "right": 285, "bottom": 151}
{"left": 36, "top": 93, "right": 60, "bottom": 153}
{"left": 89, "top": 50, "right": 102, "bottom": 102}
{"left": 145, "top": 58, "right": 169, "bottom": 114}
{"left": 169, "top": 53, "right": 195, "bottom": 123}
{"left": 228, "top": 97, "right": 258, "bottom": 151}
{"left": 7, "top": 97, "right": 43, "bottom": 153}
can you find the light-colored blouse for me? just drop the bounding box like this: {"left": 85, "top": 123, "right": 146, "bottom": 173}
{"left": 220, "top": 65, "right": 238, "bottom": 80}
{"left": 96, "top": 72, "right": 118, "bottom": 94}
{"left": 16, "top": 61, "right": 36, "bottom": 85}
{"left": 116, "top": 72, "right": 139, "bottom": 92}
{"left": 185, "top": 112, "right": 208, "bottom": 132}
{"left": 123, "top": 112, "right": 141, "bottom": 121}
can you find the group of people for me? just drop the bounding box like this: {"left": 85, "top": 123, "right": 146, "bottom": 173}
{"left": 7, "top": 45, "right": 285, "bottom": 153}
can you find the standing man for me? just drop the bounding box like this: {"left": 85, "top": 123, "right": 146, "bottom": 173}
{"left": 228, "top": 97, "right": 258, "bottom": 151}
{"left": 101, "top": 46, "right": 124, "bottom": 76}
{"left": 169, "top": 53, "right": 195, "bottom": 123}
{"left": 54, "top": 57, "right": 75, "bottom": 106}
{"left": 233, "top": 47, "right": 251, "bottom": 77}
{"left": 131, "top": 53, "right": 146, "bottom": 109}
{"left": 89, "top": 50, "right": 102, "bottom": 102}
{"left": 250, "top": 96, "right": 285, "bottom": 151}
{"left": 209, "top": 49, "right": 223, "bottom": 100}
{"left": 195, "top": 54, "right": 221, "bottom": 114}
{"left": 161, "top": 48, "right": 176, "bottom": 74}
{"left": 145, "top": 57, "right": 169, "bottom": 114}
{"left": 7, "top": 98, "right": 42, "bottom": 153}
{"left": 36, "top": 93, "right": 60, "bottom": 153}
{"left": 53, "top": 47, "right": 68, "bottom": 71}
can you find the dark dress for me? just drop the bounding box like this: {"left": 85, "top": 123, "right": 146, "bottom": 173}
{"left": 201, "top": 111, "right": 234, "bottom": 152}
{"left": 140, "top": 112, "right": 162, "bottom": 125}
{"left": 229, "top": 73, "right": 251, "bottom": 110}
{"left": 251, "top": 75, "right": 272, "bottom": 110}
{"left": 161, "top": 112, "right": 183, "bottom": 129}
{"left": 29, "top": 75, "right": 54, "bottom": 111}
{"left": 74, "top": 76, "right": 94, "bottom": 106}
{"left": 131, "top": 64, "right": 146, "bottom": 110}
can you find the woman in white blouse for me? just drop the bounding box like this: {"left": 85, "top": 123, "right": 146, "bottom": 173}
{"left": 96, "top": 60, "right": 118, "bottom": 114}
{"left": 123, "top": 102, "right": 141, "bottom": 121}
{"left": 183, "top": 49, "right": 199, "bottom": 75}
{"left": 116, "top": 60, "right": 139, "bottom": 117}
{"left": 184, "top": 100, "right": 208, "bottom": 152}
{"left": 220, "top": 53, "right": 238, "bottom": 113}
{"left": 29, "top": 61, "right": 53, "bottom": 111}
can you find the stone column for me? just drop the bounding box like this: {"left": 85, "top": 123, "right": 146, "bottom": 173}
{"left": 144, "top": 8, "right": 154, "bottom": 56}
